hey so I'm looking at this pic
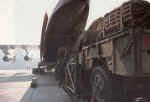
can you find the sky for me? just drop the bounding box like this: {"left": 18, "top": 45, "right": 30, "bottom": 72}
{"left": 0, "top": 0, "right": 149, "bottom": 45}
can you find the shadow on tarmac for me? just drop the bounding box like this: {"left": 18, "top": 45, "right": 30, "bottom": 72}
{"left": 20, "top": 73, "right": 72, "bottom": 102}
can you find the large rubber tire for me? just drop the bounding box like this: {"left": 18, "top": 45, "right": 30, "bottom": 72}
{"left": 90, "top": 66, "right": 112, "bottom": 102}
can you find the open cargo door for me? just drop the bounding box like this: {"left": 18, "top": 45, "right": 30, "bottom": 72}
{"left": 41, "top": 0, "right": 89, "bottom": 63}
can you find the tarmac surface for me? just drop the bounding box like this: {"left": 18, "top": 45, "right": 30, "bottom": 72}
{"left": 0, "top": 70, "right": 72, "bottom": 102}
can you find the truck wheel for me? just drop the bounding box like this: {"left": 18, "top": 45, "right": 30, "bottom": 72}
{"left": 90, "top": 66, "right": 112, "bottom": 102}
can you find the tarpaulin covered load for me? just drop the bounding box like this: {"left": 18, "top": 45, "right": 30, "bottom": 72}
{"left": 41, "top": 0, "right": 89, "bottom": 63}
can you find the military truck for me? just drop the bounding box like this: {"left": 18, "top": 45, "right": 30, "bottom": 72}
{"left": 58, "top": 0, "right": 150, "bottom": 102}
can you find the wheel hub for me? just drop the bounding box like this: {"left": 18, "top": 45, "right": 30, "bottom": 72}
{"left": 92, "top": 74, "right": 105, "bottom": 102}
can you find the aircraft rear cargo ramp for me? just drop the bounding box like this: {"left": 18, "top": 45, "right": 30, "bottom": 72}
{"left": 41, "top": 0, "right": 89, "bottom": 63}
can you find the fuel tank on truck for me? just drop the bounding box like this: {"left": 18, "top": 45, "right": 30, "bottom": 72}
{"left": 42, "top": 0, "right": 89, "bottom": 63}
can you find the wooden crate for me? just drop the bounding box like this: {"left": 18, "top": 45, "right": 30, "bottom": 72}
{"left": 103, "top": 2, "right": 133, "bottom": 35}
{"left": 94, "top": 0, "right": 150, "bottom": 41}
{"left": 99, "top": 0, "right": 150, "bottom": 38}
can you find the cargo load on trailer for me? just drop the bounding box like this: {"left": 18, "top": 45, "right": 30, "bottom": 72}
{"left": 80, "top": 0, "right": 150, "bottom": 47}
{"left": 97, "top": 0, "right": 150, "bottom": 40}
